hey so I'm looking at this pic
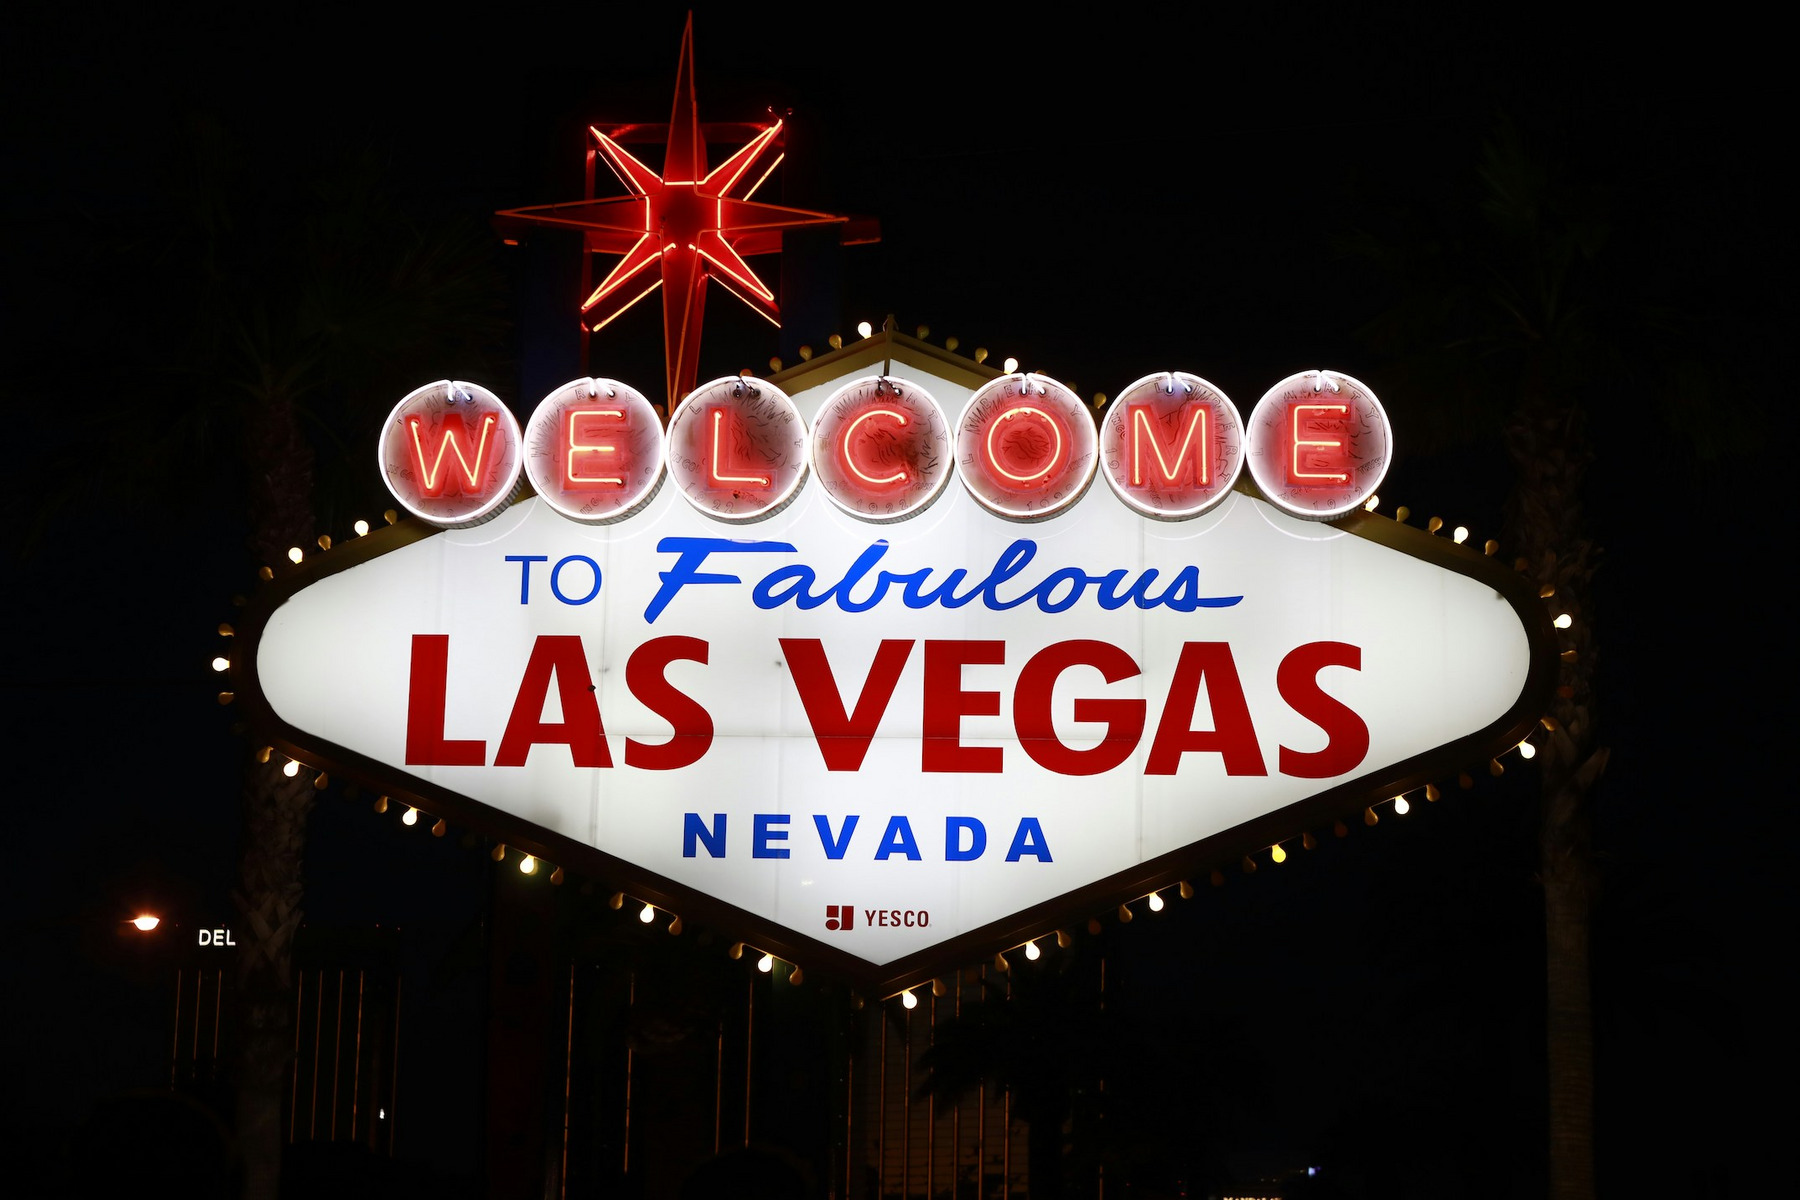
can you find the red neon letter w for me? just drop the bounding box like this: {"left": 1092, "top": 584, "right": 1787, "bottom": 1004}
{"left": 407, "top": 412, "right": 498, "bottom": 497}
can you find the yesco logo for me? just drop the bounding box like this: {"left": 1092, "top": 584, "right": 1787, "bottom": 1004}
{"left": 828, "top": 907, "right": 931, "bottom": 931}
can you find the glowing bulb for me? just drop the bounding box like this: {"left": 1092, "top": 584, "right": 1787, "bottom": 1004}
{"left": 1002, "top": 357, "right": 1019, "bottom": 373}
{"left": 211, "top": 656, "right": 229, "bottom": 672}
{"left": 401, "top": 807, "right": 418, "bottom": 826}
{"left": 287, "top": 547, "right": 303, "bottom": 564}
{"left": 1147, "top": 891, "right": 1164, "bottom": 912}
{"left": 757, "top": 954, "right": 774, "bottom": 973}
{"left": 857, "top": 320, "right": 873, "bottom": 338}
{"left": 131, "top": 915, "right": 160, "bottom": 932}
{"left": 354, "top": 519, "right": 370, "bottom": 536}
{"left": 1025, "top": 940, "right": 1041, "bottom": 960}
{"left": 901, "top": 989, "right": 917, "bottom": 1008}
{"left": 1271, "top": 843, "right": 1287, "bottom": 863}
{"left": 283, "top": 761, "right": 300, "bottom": 777}
{"left": 1554, "top": 613, "right": 1573, "bottom": 629}
{"left": 1453, "top": 526, "right": 1469, "bottom": 544}
{"left": 1394, "top": 796, "right": 1411, "bottom": 815}
{"left": 1364, "top": 494, "right": 1379, "bottom": 512}
{"left": 519, "top": 855, "right": 537, "bottom": 874}
{"left": 1519, "top": 741, "right": 1537, "bottom": 759}
{"left": 638, "top": 903, "right": 656, "bottom": 924}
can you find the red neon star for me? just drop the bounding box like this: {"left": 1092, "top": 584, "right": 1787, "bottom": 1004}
{"left": 497, "top": 16, "right": 871, "bottom": 405}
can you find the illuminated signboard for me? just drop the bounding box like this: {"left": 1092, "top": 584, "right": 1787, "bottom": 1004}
{"left": 239, "top": 333, "right": 1555, "bottom": 995}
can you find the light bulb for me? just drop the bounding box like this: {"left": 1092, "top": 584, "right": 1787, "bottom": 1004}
{"left": 1394, "top": 796, "right": 1411, "bottom": 815}
{"left": 1147, "top": 891, "right": 1164, "bottom": 912}
{"left": 638, "top": 903, "right": 656, "bottom": 924}
{"left": 131, "top": 915, "right": 160, "bottom": 931}
{"left": 519, "top": 855, "right": 537, "bottom": 874}
{"left": 1271, "top": 843, "right": 1287, "bottom": 863}
{"left": 287, "top": 547, "right": 303, "bottom": 563}
{"left": 1364, "top": 494, "right": 1379, "bottom": 512}
{"left": 211, "top": 656, "right": 229, "bottom": 672}
{"left": 1025, "top": 940, "right": 1041, "bottom": 961}
{"left": 1554, "top": 613, "right": 1573, "bottom": 629}
{"left": 1453, "top": 526, "right": 1469, "bottom": 544}
{"left": 401, "top": 807, "right": 418, "bottom": 826}
{"left": 757, "top": 954, "right": 774, "bottom": 973}
{"left": 283, "top": 761, "right": 300, "bottom": 778}
{"left": 901, "top": 989, "right": 917, "bottom": 1008}
{"left": 1002, "top": 357, "right": 1019, "bottom": 373}
{"left": 1519, "top": 741, "right": 1537, "bottom": 759}
{"left": 354, "top": 519, "right": 370, "bottom": 536}
{"left": 857, "top": 320, "right": 873, "bottom": 338}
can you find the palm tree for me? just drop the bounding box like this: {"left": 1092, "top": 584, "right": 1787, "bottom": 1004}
{"left": 915, "top": 944, "right": 1127, "bottom": 1200}
{"left": 71, "top": 112, "right": 511, "bottom": 1197}
{"left": 1342, "top": 117, "right": 1738, "bottom": 1200}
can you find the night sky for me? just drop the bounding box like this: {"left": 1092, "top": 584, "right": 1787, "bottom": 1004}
{"left": 4, "top": 4, "right": 1785, "bottom": 1196}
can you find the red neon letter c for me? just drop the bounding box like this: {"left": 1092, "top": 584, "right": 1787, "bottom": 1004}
{"left": 840, "top": 408, "right": 910, "bottom": 488}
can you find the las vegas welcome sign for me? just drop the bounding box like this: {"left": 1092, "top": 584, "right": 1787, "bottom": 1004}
{"left": 238, "top": 333, "right": 1556, "bottom": 994}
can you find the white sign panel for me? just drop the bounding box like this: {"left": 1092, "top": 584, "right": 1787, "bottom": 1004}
{"left": 247, "top": 353, "right": 1550, "bottom": 991}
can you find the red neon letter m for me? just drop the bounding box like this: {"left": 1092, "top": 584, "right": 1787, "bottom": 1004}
{"left": 1128, "top": 404, "right": 1210, "bottom": 488}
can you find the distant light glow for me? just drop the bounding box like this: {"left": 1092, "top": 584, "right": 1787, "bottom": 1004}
{"left": 1555, "top": 613, "right": 1573, "bottom": 629}
{"left": 211, "top": 657, "right": 229, "bottom": 672}
{"left": 131, "top": 915, "right": 160, "bottom": 932}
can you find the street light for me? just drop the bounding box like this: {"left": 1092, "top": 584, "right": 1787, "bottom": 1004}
{"left": 129, "top": 915, "right": 160, "bottom": 932}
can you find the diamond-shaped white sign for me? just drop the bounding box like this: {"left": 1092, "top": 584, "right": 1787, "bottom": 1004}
{"left": 242, "top": 342, "right": 1554, "bottom": 994}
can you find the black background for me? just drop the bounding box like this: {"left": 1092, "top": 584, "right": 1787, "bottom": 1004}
{"left": 3, "top": 3, "right": 1786, "bottom": 1196}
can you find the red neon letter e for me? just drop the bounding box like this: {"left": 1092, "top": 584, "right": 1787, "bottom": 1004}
{"left": 565, "top": 408, "right": 627, "bottom": 490}
{"left": 1286, "top": 402, "right": 1351, "bottom": 486}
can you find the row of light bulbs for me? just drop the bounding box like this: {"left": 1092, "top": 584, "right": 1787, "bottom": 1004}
{"left": 770, "top": 319, "right": 1021, "bottom": 385}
